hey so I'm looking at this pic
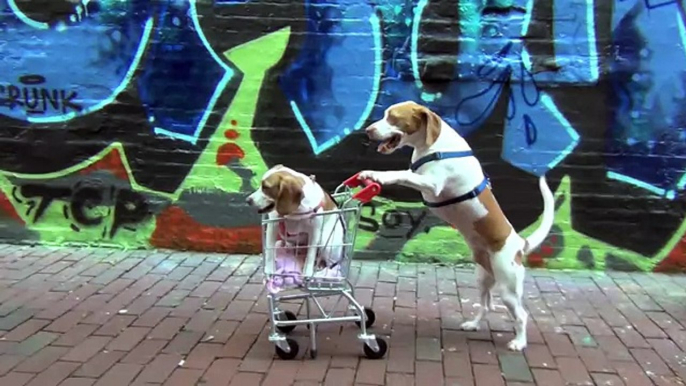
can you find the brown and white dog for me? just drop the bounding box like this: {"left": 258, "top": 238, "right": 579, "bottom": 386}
{"left": 359, "top": 101, "right": 554, "bottom": 351}
{"left": 246, "top": 165, "right": 345, "bottom": 276}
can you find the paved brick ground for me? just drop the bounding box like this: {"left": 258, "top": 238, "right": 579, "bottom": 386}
{"left": 0, "top": 245, "right": 684, "bottom": 385}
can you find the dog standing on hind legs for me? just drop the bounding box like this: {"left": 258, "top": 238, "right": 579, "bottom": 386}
{"left": 358, "top": 101, "right": 555, "bottom": 351}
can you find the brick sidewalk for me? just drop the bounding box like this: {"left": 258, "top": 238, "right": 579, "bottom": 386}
{"left": 0, "top": 245, "right": 684, "bottom": 385}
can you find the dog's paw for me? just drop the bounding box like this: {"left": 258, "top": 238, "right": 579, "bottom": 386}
{"left": 460, "top": 320, "right": 481, "bottom": 331}
{"left": 358, "top": 170, "right": 377, "bottom": 181}
{"left": 507, "top": 339, "right": 527, "bottom": 352}
{"left": 359, "top": 170, "right": 393, "bottom": 185}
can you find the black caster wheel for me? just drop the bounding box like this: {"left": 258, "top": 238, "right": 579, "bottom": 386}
{"left": 355, "top": 308, "right": 376, "bottom": 329}
{"left": 276, "top": 311, "right": 297, "bottom": 334}
{"left": 275, "top": 338, "right": 299, "bottom": 360}
{"left": 363, "top": 337, "right": 387, "bottom": 360}
{"left": 310, "top": 349, "right": 318, "bottom": 359}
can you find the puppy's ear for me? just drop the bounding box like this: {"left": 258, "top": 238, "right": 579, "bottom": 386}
{"left": 261, "top": 174, "right": 280, "bottom": 198}
{"left": 276, "top": 176, "right": 304, "bottom": 216}
{"left": 417, "top": 106, "right": 442, "bottom": 146}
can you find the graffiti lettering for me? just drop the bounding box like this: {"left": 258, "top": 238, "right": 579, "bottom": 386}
{"left": 359, "top": 203, "right": 428, "bottom": 239}
{"left": 14, "top": 183, "right": 150, "bottom": 237}
{"left": 70, "top": 186, "right": 105, "bottom": 226}
{"left": 0, "top": 75, "right": 82, "bottom": 115}
{"left": 111, "top": 189, "right": 150, "bottom": 238}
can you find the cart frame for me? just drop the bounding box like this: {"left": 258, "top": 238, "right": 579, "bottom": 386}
{"left": 260, "top": 173, "right": 387, "bottom": 360}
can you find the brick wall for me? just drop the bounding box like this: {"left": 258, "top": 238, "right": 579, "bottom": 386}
{"left": 0, "top": 0, "right": 685, "bottom": 272}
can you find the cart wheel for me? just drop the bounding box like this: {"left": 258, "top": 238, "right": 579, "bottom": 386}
{"left": 363, "top": 337, "right": 387, "bottom": 360}
{"left": 276, "top": 311, "right": 297, "bottom": 334}
{"left": 355, "top": 308, "right": 376, "bottom": 329}
{"left": 310, "top": 349, "right": 318, "bottom": 359}
{"left": 275, "top": 339, "right": 299, "bottom": 360}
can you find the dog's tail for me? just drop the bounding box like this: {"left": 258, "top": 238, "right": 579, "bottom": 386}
{"left": 522, "top": 176, "right": 555, "bottom": 255}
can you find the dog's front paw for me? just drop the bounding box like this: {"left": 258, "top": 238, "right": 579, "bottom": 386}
{"left": 507, "top": 338, "right": 527, "bottom": 352}
{"left": 359, "top": 170, "right": 393, "bottom": 185}
{"left": 460, "top": 320, "right": 481, "bottom": 331}
{"left": 358, "top": 170, "right": 377, "bottom": 181}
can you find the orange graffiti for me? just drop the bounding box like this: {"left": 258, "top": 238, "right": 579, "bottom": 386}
{"left": 150, "top": 205, "right": 261, "bottom": 254}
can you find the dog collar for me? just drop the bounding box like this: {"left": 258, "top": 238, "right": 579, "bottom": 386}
{"left": 280, "top": 199, "right": 325, "bottom": 219}
{"left": 277, "top": 200, "right": 324, "bottom": 236}
{"left": 410, "top": 150, "right": 474, "bottom": 172}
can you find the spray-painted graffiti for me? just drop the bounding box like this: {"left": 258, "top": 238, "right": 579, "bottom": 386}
{"left": 359, "top": 204, "right": 433, "bottom": 240}
{"left": 1, "top": 0, "right": 686, "bottom": 271}
{"left": 13, "top": 181, "right": 150, "bottom": 238}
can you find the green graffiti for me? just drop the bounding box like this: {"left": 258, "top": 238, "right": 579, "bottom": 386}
{"left": 0, "top": 175, "right": 156, "bottom": 249}
{"left": 354, "top": 175, "right": 686, "bottom": 271}
{"left": 516, "top": 176, "right": 654, "bottom": 271}
{"left": 181, "top": 27, "right": 291, "bottom": 194}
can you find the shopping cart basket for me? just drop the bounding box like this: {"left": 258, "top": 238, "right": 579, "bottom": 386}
{"left": 261, "top": 172, "right": 387, "bottom": 360}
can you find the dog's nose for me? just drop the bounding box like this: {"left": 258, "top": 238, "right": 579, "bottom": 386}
{"left": 365, "top": 125, "right": 376, "bottom": 135}
{"left": 246, "top": 197, "right": 254, "bottom": 205}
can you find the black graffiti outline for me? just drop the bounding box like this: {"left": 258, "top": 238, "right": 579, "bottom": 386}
{"left": 13, "top": 183, "right": 151, "bottom": 237}
{"left": 455, "top": 41, "right": 541, "bottom": 147}
{"left": 359, "top": 202, "right": 429, "bottom": 239}
{"left": 0, "top": 74, "right": 83, "bottom": 116}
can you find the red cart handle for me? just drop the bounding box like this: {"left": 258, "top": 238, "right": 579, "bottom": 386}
{"left": 343, "top": 172, "right": 381, "bottom": 203}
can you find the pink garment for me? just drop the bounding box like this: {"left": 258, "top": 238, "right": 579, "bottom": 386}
{"left": 266, "top": 240, "right": 343, "bottom": 294}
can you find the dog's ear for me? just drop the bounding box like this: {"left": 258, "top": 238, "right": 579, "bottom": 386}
{"left": 410, "top": 104, "right": 441, "bottom": 145}
{"left": 417, "top": 106, "right": 442, "bottom": 146}
{"left": 276, "top": 175, "right": 304, "bottom": 216}
{"left": 261, "top": 174, "right": 280, "bottom": 198}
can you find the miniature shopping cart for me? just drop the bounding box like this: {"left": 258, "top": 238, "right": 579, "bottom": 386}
{"left": 261, "top": 173, "right": 387, "bottom": 360}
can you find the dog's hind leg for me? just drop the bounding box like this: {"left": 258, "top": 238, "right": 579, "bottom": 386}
{"left": 460, "top": 262, "right": 495, "bottom": 331}
{"left": 494, "top": 250, "right": 528, "bottom": 351}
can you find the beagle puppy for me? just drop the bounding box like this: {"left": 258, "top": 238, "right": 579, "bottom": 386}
{"left": 246, "top": 165, "right": 345, "bottom": 277}
{"left": 359, "top": 101, "right": 555, "bottom": 351}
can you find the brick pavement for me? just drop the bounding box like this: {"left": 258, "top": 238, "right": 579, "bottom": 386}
{"left": 0, "top": 244, "right": 684, "bottom": 385}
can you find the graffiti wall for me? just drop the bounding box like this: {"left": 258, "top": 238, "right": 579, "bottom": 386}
{"left": 1, "top": 0, "right": 686, "bottom": 272}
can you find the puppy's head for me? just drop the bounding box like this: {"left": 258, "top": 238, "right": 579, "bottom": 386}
{"left": 364, "top": 101, "right": 442, "bottom": 154}
{"left": 246, "top": 165, "right": 305, "bottom": 216}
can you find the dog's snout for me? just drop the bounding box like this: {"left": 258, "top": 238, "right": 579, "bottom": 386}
{"left": 246, "top": 197, "right": 254, "bottom": 205}
{"left": 365, "top": 125, "right": 376, "bottom": 135}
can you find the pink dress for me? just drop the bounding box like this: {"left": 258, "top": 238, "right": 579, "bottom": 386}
{"left": 265, "top": 223, "right": 343, "bottom": 294}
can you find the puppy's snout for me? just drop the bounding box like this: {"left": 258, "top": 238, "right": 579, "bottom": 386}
{"left": 365, "top": 125, "right": 377, "bottom": 136}
{"left": 246, "top": 197, "right": 254, "bottom": 205}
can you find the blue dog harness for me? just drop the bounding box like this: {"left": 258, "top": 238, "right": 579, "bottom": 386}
{"left": 409, "top": 151, "right": 490, "bottom": 208}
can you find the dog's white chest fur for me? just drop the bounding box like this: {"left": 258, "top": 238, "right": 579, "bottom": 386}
{"left": 412, "top": 126, "right": 490, "bottom": 231}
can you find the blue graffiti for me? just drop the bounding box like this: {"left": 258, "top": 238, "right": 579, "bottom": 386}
{"left": 607, "top": 0, "right": 686, "bottom": 199}
{"left": 278, "top": 0, "right": 597, "bottom": 175}
{"left": 0, "top": 0, "right": 151, "bottom": 122}
{"left": 0, "top": 0, "right": 232, "bottom": 145}
{"left": 279, "top": 0, "right": 382, "bottom": 154}
{"left": 6, "top": 0, "right": 686, "bottom": 201}
{"left": 144, "top": 0, "right": 234, "bottom": 144}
